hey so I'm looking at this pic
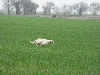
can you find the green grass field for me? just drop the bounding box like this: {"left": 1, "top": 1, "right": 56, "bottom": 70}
{"left": 0, "top": 16, "right": 100, "bottom": 75}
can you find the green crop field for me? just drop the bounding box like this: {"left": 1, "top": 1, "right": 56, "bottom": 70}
{"left": 0, "top": 16, "right": 100, "bottom": 75}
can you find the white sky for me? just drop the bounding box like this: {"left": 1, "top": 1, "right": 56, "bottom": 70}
{"left": 0, "top": 0, "right": 100, "bottom": 11}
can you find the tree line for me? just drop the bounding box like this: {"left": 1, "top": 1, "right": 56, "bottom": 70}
{"left": 3, "top": 0, "right": 39, "bottom": 15}
{"left": 2, "top": 0, "right": 100, "bottom": 16}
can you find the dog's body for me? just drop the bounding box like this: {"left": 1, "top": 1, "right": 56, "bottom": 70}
{"left": 30, "top": 38, "right": 54, "bottom": 46}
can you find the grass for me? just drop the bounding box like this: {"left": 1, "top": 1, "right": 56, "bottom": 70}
{"left": 0, "top": 16, "right": 100, "bottom": 75}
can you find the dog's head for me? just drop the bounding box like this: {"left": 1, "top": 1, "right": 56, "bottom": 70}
{"left": 49, "top": 40, "right": 54, "bottom": 44}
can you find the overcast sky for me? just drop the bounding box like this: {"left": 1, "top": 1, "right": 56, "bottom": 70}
{"left": 0, "top": 0, "right": 100, "bottom": 11}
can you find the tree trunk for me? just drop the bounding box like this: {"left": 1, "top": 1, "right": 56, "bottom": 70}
{"left": 79, "top": 8, "right": 82, "bottom": 16}
{"left": 79, "top": 12, "right": 82, "bottom": 16}
{"left": 33, "top": 10, "right": 36, "bottom": 15}
{"left": 23, "top": 9, "right": 25, "bottom": 15}
{"left": 74, "top": 12, "right": 75, "bottom": 16}
{"left": 7, "top": 0, "right": 10, "bottom": 15}
{"left": 63, "top": 12, "right": 66, "bottom": 16}
{"left": 15, "top": 3, "right": 20, "bottom": 15}
{"left": 93, "top": 11, "right": 97, "bottom": 16}
{"left": 8, "top": 6, "right": 10, "bottom": 15}
{"left": 48, "top": 10, "right": 50, "bottom": 15}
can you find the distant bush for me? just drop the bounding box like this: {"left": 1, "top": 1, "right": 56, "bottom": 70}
{"left": 0, "top": 12, "right": 4, "bottom": 15}
{"left": 52, "top": 15, "right": 56, "bottom": 17}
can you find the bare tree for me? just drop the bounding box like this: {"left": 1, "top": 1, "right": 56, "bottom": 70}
{"left": 89, "top": 2, "right": 100, "bottom": 16}
{"left": 42, "top": 5, "right": 48, "bottom": 15}
{"left": 42, "top": 2, "right": 55, "bottom": 15}
{"left": 3, "top": 0, "right": 23, "bottom": 15}
{"left": 11, "top": 0, "right": 39, "bottom": 15}
{"left": 3, "top": 0, "right": 39, "bottom": 15}
{"left": 72, "top": 3, "right": 78, "bottom": 16}
{"left": 77, "top": 2, "right": 88, "bottom": 16}
{"left": 67, "top": 5, "right": 73, "bottom": 15}
{"left": 11, "top": 0, "right": 22, "bottom": 15}
{"left": 3, "top": 0, "right": 13, "bottom": 15}
{"left": 62, "top": 4, "right": 67, "bottom": 16}
{"left": 53, "top": 6, "right": 61, "bottom": 16}
{"left": 21, "top": 0, "right": 32, "bottom": 15}
{"left": 30, "top": 2, "right": 39, "bottom": 15}
{"left": 23, "top": 0, "right": 39, "bottom": 15}
{"left": 62, "top": 4, "right": 73, "bottom": 16}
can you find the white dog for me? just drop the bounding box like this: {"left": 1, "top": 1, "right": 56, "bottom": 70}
{"left": 30, "top": 38, "right": 54, "bottom": 46}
